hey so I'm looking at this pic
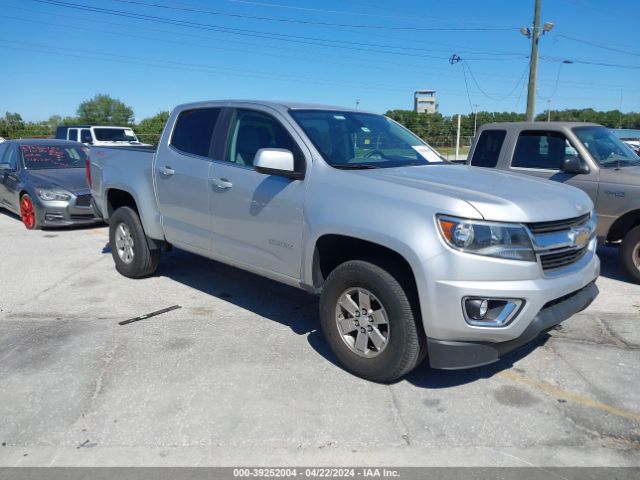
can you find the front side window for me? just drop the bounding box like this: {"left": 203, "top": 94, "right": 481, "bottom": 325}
{"left": 290, "top": 110, "right": 443, "bottom": 169}
{"left": 170, "top": 108, "right": 221, "bottom": 158}
{"left": 225, "top": 109, "right": 303, "bottom": 169}
{"left": 574, "top": 126, "right": 640, "bottom": 168}
{"left": 80, "top": 129, "right": 92, "bottom": 143}
{"left": 471, "top": 130, "right": 506, "bottom": 168}
{"left": 4, "top": 145, "right": 18, "bottom": 169}
{"left": 20, "top": 144, "right": 87, "bottom": 170}
{"left": 512, "top": 131, "right": 577, "bottom": 170}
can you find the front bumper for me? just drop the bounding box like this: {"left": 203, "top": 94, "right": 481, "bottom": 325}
{"left": 427, "top": 281, "right": 598, "bottom": 369}
{"left": 35, "top": 195, "right": 103, "bottom": 227}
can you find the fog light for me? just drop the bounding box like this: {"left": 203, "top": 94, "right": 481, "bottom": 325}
{"left": 463, "top": 297, "right": 523, "bottom": 327}
{"left": 465, "top": 298, "right": 489, "bottom": 320}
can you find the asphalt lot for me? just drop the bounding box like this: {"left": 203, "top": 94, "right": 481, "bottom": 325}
{"left": 0, "top": 210, "right": 639, "bottom": 467}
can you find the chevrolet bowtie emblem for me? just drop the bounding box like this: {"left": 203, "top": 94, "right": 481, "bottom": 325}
{"left": 569, "top": 227, "right": 590, "bottom": 249}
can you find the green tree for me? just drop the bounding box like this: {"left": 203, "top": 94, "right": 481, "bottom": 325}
{"left": 76, "top": 94, "right": 134, "bottom": 125}
{"left": 135, "top": 111, "right": 170, "bottom": 146}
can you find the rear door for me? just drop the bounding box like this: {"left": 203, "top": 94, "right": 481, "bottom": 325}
{"left": 154, "top": 108, "right": 223, "bottom": 252}
{"left": 505, "top": 129, "right": 599, "bottom": 203}
{"left": 208, "top": 107, "right": 307, "bottom": 279}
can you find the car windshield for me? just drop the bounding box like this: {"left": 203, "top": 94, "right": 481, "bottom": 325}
{"left": 93, "top": 128, "right": 138, "bottom": 142}
{"left": 20, "top": 144, "right": 87, "bottom": 170}
{"left": 573, "top": 126, "right": 640, "bottom": 168}
{"left": 290, "top": 110, "right": 444, "bottom": 169}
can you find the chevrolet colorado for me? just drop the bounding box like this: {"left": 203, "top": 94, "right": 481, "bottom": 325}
{"left": 89, "top": 101, "right": 599, "bottom": 382}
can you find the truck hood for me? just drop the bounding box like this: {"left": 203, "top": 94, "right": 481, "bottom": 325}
{"left": 25, "top": 168, "right": 90, "bottom": 195}
{"left": 351, "top": 165, "right": 593, "bottom": 223}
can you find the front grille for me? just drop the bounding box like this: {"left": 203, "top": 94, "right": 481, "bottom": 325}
{"left": 527, "top": 213, "right": 589, "bottom": 234}
{"left": 540, "top": 246, "right": 588, "bottom": 272}
{"left": 76, "top": 194, "right": 92, "bottom": 207}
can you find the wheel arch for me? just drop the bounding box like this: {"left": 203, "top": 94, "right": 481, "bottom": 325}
{"left": 310, "top": 234, "right": 424, "bottom": 329}
{"left": 606, "top": 209, "right": 640, "bottom": 243}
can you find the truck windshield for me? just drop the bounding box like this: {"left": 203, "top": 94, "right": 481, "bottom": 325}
{"left": 93, "top": 128, "right": 138, "bottom": 142}
{"left": 574, "top": 126, "right": 640, "bottom": 168}
{"left": 20, "top": 144, "right": 87, "bottom": 169}
{"left": 290, "top": 110, "right": 444, "bottom": 169}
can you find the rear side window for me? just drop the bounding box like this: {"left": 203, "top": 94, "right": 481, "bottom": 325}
{"left": 171, "top": 108, "right": 221, "bottom": 157}
{"left": 67, "top": 128, "right": 78, "bottom": 141}
{"left": 512, "top": 131, "right": 573, "bottom": 170}
{"left": 470, "top": 130, "right": 506, "bottom": 168}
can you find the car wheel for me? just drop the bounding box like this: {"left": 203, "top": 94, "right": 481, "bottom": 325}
{"left": 20, "top": 194, "right": 40, "bottom": 230}
{"left": 620, "top": 226, "right": 640, "bottom": 284}
{"left": 319, "top": 259, "right": 424, "bottom": 382}
{"left": 109, "top": 206, "right": 160, "bottom": 278}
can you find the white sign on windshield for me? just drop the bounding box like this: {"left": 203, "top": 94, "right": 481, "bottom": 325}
{"left": 413, "top": 145, "right": 444, "bottom": 163}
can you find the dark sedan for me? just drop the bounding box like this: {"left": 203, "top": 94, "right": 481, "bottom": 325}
{"left": 0, "top": 139, "right": 102, "bottom": 229}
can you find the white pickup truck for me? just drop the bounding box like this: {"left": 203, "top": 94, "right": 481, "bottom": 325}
{"left": 88, "top": 100, "right": 599, "bottom": 382}
{"left": 57, "top": 125, "right": 151, "bottom": 147}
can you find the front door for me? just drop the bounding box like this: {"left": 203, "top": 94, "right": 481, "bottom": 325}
{"left": 154, "top": 108, "right": 222, "bottom": 252}
{"left": 0, "top": 144, "right": 20, "bottom": 212}
{"left": 506, "top": 129, "right": 599, "bottom": 204}
{"left": 208, "top": 108, "right": 307, "bottom": 279}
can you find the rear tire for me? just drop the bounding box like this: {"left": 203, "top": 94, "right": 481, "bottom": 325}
{"left": 620, "top": 226, "right": 640, "bottom": 284}
{"left": 319, "top": 260, "right": 424, "bottom": 382}
{"left": 109, "top": 206, "right": 160, "bottom": 278}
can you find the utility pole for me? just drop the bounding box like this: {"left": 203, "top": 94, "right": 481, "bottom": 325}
{"left": 455, "top": 114, "right": 461, "bottom": 160}
{"left": 526, "top": 0, "right": 541, "bottom": 122}
{"left": 521, "top": 0, "right": 554, "bottom": 122}
{"left": 473, "top": 104, "right": 480, "bottom": 137}
{"left": 547, "top": 99, "right": 551, "bottom": 121}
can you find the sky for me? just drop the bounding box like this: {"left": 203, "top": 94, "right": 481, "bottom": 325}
{"left": 0, "top": 0, "right": 639, "bottom": 122}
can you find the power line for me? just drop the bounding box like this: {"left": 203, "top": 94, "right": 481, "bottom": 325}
{"left": 31, "top": 0, "right": 518, "bottom": 61}
{"left": 555, "top": 34, "right": 640, "bottom": 57}
{"left": 541, "top": 55, "right": 640, "bottom": 70}
{"left": 113, "top": 0, "right": 520, "bottom": 31}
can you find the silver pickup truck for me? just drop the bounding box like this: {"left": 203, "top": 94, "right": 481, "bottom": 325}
{"left": 89, "top": 101, "right": 599, "bottom": 382}
{"left": 468, "top": 122, "right": 640, "bottom": 283}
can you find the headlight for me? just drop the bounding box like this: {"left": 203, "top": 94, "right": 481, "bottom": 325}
{"left": 586, "top": 209, "right": 597, "bottom": 236}
{"left": 437, "top": 215, "right": 536, "bottom": 262}
{"left": 36, "top": 188, "right": 71, "bottom": 201}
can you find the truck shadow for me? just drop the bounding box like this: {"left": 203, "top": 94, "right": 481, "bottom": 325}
{"left": 151, "top": 247, "right": 549, "bottom": 388}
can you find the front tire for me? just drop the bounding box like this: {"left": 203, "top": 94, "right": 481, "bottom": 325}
{"left": 319, "top": 260, "right": 424, "bottom": 382}
{"left": 109, "top": 206, "right": 160, "bottom": 278}
{"left": 620, "top": 226, "right": 640, "bottom": 284}
{"left": 20, "top": 194, "right": 40, "bottom": 230}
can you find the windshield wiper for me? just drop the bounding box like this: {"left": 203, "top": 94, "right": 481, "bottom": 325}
{"left": 332, "top": 164, "right": 379, "bottom": 170}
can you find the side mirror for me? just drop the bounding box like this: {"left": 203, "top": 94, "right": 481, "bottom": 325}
{"left": 254, "top": 148, "right": 303, "bottom": 179}
{"left": 561, "top": 156, "right": 589, "bottom": 174}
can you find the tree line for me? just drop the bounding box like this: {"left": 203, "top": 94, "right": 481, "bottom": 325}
{"left": 1, "top": 94, "right": 639, "bottom": 148}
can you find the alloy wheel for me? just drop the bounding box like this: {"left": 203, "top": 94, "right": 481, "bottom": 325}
{"left": 115, "top": 222, "right": 135, "bottom": 264}
{"left": 335, "top": 288, "right": 389, "bottom": 358}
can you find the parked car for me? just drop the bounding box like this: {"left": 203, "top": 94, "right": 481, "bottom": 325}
{"left": 611, "top": 128, "right": 640, "bottom": 156}
{"left": 468, "top": 122, "right": 640, "bottom": 282}
{"left": 88, "top": 101, "right": 599, "bottom": 382}
{"left": 0, "top": 139, "right": 101, "bottom": 229}
{"left": 56, "top": 125, "right": 151, "bottom": 147}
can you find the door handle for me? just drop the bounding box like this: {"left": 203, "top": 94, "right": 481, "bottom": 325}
{"left": 212, "top": 178, "right": 233, "bottom": 189}
{"left": 159, "top": 166, "right": 175, "bottom": 176}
